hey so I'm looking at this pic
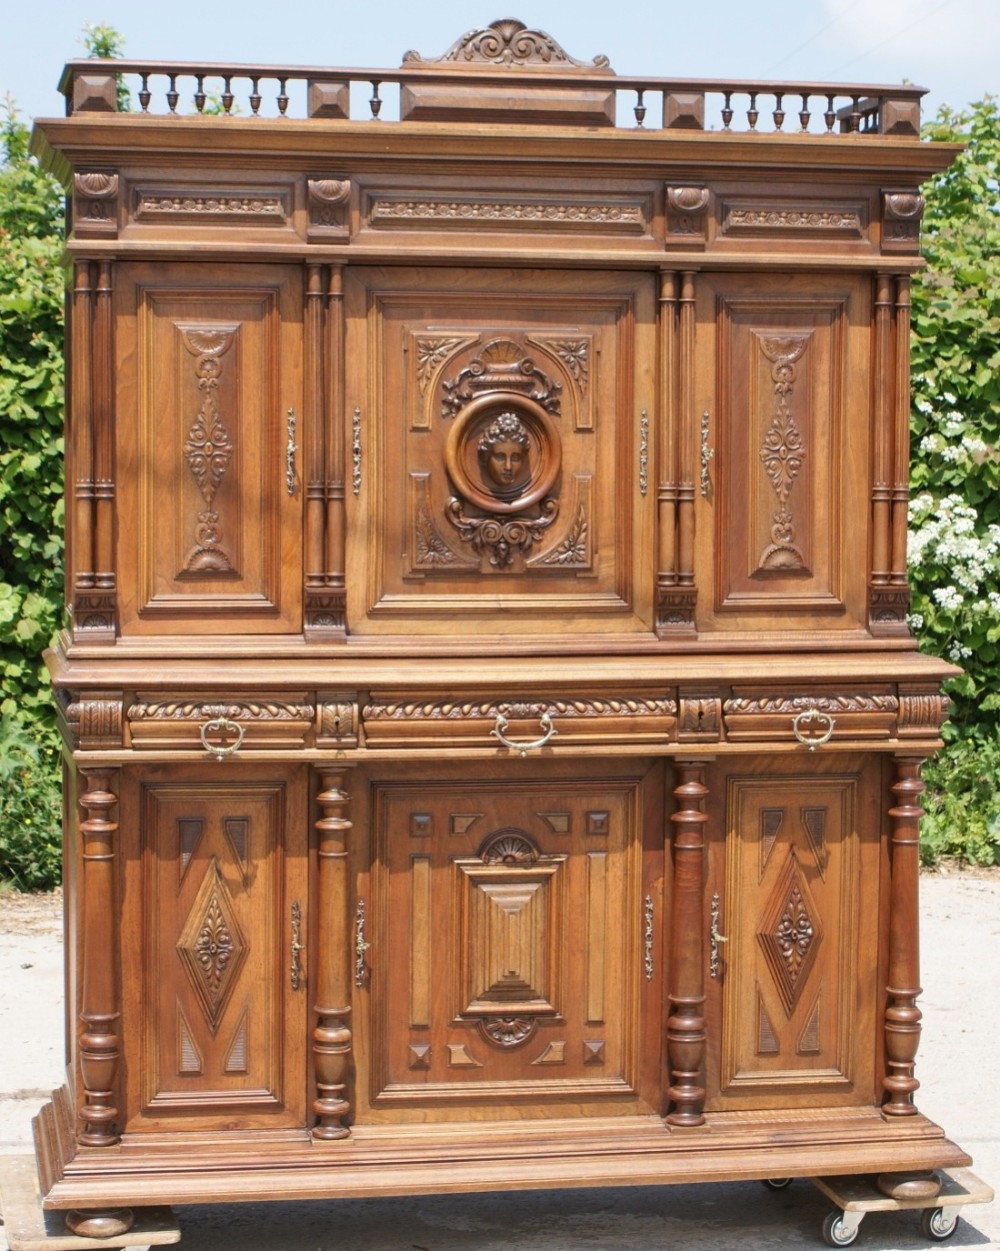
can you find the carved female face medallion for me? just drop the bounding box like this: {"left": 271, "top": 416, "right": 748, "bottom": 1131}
{"left": 445, "top": 393, "right": 561, "bottom": 515}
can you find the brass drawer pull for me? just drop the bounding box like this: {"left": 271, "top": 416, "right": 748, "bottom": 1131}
{"left": 199, "top": 717, "right": 245, "bottom": 761}
{"left": 792, "top": 706, "right": 835, "bottom": 751}
{"left": 491, "top": 711, "right": 557, "bottom": 758}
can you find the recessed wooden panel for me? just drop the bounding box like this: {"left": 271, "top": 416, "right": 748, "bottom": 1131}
{"left": 360, "top": 765, "right": 662, "bottom": 1120}
{"left": 705, "top": 757, "right": 881, "bottom": 1111}
{"left": 115, "top": 263, "right": 303, "bottom": 634}
{"left": 345, "top": 267, "right": 655, "bottom": 636}
{"left": 119, "top": 768, "right": 308, "bottom": 1131}
{"left": 695, "top": 274, "right": 871, "bottom": 635}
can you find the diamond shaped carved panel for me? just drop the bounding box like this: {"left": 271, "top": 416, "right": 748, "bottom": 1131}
{"left": 757, "top": 851, "right": 823, "bottom": 1016}
{"left": 176, "top": 857, "right": 248, "bottom": 1033}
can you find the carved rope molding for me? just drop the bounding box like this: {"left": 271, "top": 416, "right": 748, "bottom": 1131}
{"left": 362, "top": 697, "right": 678, "bottom": 720}
{"left": 723, "top": 694, "right": 899, "bottom": 715}
{"left": 128, "top": 700, "right": 315, "bottom": 720}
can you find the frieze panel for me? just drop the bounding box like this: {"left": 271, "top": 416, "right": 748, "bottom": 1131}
{"left": 129, "top": 700, "right": 314, "bottom": 722}
{"left": 363, "top": 696, "right": 677, "bottom": 721}
{"left": 367, "top": 194, "right": 647, "bottom": 234}
{"left": 720, "top": 200, "right": 866, "bottom": 239}
{"left": 724, "top": 694, "right": 898, "bottom": 716}
{"left": 133, "top": 187, "right": 290, "bottom": 226}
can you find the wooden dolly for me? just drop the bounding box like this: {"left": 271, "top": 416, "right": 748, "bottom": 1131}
{"left": 810, "top": 1168, "right": 994, "bottom": 1246}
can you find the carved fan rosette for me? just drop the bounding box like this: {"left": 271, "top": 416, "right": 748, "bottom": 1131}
{"left": 440, "top": 339, "right": 564, "bottom": 571}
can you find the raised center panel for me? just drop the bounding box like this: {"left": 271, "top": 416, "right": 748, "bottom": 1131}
{"left": 345, "top": 267, "right": 655, "bottom": 637}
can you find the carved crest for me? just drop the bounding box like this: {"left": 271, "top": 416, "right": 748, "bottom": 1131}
{"left": 403, "top": 18, "right": 611, "bottom": 72}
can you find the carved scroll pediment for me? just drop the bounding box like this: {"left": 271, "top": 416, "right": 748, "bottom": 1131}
{"left": 403, "top": 18, "right": 612, "bottom": 72}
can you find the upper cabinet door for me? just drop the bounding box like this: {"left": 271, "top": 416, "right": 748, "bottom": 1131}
{"left": 115, "top": 263, "right": 303, "bottom": 635}
{"left": 345, "top": 267, "right": 655, "bottom": 638}
{"left": 694, "top": 273, "right": 872, "bottom": 638}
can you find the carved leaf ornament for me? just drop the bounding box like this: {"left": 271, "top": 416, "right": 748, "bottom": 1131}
{"left": 403, "top": 18, "right": 611, "bottom": 71}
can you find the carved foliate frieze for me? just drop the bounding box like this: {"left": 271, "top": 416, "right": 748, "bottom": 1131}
{"left": 881, "top": 191, "right": 925, "bottom": 253}
{"left": 306, "top": 178, "right": 351, "bottom": 241}
{"left": 64, "top": 697, "right": 125, "bottom": 750}
{"left": 665, "top": 186, "right": 710, "bottom": 242}
{"left": 367, "top": 195, "right": 646, "bottom": 233}
{"left": 720, "top": 201, "right": 865, "bottom": 239}
{"left": 72, "top": 171, "right": 120, "bottom": 237}
{"left": 133, "top": 188, "right": 290, "bottom": 226}
{"left": 403, "top": 17, "right": 611, "bottom": 70}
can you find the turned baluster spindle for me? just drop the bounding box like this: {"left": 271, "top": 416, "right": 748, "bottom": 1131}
{"left": 277, "top": 77, "right": 289, "bottom": 116}
{"left": 721, "top": 91, "right": 734, "bottom": 130}
{"left": 166, "top": 73, "right": 179, "bottom": 114}
{"left": 666, "top": 761, "right": 709, "bottom": 1127}
{"left": 824, "top": 94, "right": 836, "bottom": 133}
{"left": 77, "top": 769, "right": 122, "bottom": 1145}
{"left": 194, "top": 74, "right": 206, "bottom": 113}
{"left": 370, "top": 80, "right": 383, "bottom": 120}
{"left": 773, "top": 92, "right": 785, "bottom": 130}
{"left": 747, "top": 91, "right": 759, "bottom": 130}
{"left": 138, "top": 72, "right": 151, "bottom": 112}
{"left": 798, "top": 92, "right": 810, "bottom": 131}
{"left": 883, "top": 756, "right": 925, "bottom": 1116}
{"left": 634, "top": 88, "right": 647, "bottom": 127}
{"left": 312, "top": 768, "right": 354, "bottom": 1139}
{"left": 222, "top": 76, "right": 234, "bottom": 115}
{"left": 249, "top": 77, "right": 262, "bottom": 116}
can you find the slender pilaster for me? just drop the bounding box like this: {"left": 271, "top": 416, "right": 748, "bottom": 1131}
{"left": 325, "top": 265, "right": 347, "bottom": 634}
{"left": 870, "top": 273, "right": 893, "bottom": 586}
{"left": 312, "top": 767, "right": 353, "bottom": 1138}
{"left": 883, "top": 755, "right": 924, "bottom": 1116}
{"left": 76, "top": 768, "right": 121, "bottom": 1146}
{"left": 890, "top": 276, "right": 912, "bottom": 589}
{"left": 666, "top": 760, "right": 709, "bottom": 1127}
{"left": 304, "top": 262, "right": 327, "bottom": 631}
{"left": 656, "top": 270, "right": 679, "bottom": 629}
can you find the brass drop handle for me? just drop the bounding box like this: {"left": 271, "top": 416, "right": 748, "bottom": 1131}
{"left": 290, "top": 901, "right": 303, "bottom": 991}
{"left": 792, "top": 706, "right": 835, "bottom": 751}
{"left": 199, "top": 717, "right": 245, "bottom": 761}
{"left": 709, "top": 891, "right": 728, "bottom": 980}
{"left": 491, "top": 711, "right": 557, "bottom": 758}
{"left": 354, "top": 899, "right": 369, "bottom": 988}
{"left": 700, "top": 410, "right": 714, "bottom": 499}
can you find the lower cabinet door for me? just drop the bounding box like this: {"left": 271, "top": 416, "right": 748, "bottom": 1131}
{"left": 119, "top": 765, "right": 309, "bottom": 1132}
{"left": 353, "top": 760, "right": 665, "bottom": 1122}
{"left": 704, "top": 754, "right": 884, "bottom": 1111}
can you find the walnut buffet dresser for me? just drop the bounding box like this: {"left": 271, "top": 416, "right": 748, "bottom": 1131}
{"left": 30, "top": 18, "right": 974, "bottom": 1241}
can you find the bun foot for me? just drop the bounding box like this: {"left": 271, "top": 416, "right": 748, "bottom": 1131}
{"left": 66, "top": 1206, "right": 136, "bottom": 1237}
{"left": 875, "top": 1170, "right": 941, "bottom": 1201}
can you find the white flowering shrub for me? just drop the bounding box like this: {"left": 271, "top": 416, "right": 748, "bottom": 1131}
{"left": 908, "top": 99, "right": 1000, "bottom": 864}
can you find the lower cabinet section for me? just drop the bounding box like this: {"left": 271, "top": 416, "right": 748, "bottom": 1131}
{"left": 37, "top": 750, "right": 970, "bottom": 1214}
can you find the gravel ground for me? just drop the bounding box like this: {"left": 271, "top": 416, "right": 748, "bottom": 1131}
{"left": 1, "top": 873, "right": 996, "bottom": 1250}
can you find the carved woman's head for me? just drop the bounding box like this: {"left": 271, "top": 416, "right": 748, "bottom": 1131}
{"left": 477, "top": 411, "right": 531, "bottom": 495}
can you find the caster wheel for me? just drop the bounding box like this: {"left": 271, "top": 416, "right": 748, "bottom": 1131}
{"left": 920, "top": 1206, "right": 959, "bottom": 1241}
{"left": 761, "top": 1177, "right": 793, "bottom": 1190}
{"left": 822, "top": 1209, "right": 859, "bottom": 1247}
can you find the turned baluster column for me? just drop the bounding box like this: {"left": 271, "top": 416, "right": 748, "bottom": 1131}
{"left": 312, "top": 767, "right": 354, "bottom": 1139}
{"left": 883, "top": 755, "right": 925, "bottom": 1115}
{"left": 666, "top": 759, "right": 709, "bottom": 1126}
{"left": 76, "top": 767, "right": 122, "bottom": 1145}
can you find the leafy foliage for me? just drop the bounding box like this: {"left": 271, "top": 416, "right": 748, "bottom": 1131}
{"left": 908, "top": 97, "right": 1000, "bottom": 863}
{"left": 0, "top": 716, "right": 62, "bottom": 890}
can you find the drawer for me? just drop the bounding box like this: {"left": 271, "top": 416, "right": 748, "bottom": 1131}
{"left": 361, "top": 692, "right": 677, "bottom": 751}
{"left": 722, "top": 687, "right": 899, "bottom": 744}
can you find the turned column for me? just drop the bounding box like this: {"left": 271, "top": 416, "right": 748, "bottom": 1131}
{"left": 312, "top": 767, "right": 354, "bottom": 1138}
{"left": 666, "top": 759, "right": 709, "bottom": 1126}
{"left": 75, "top": 768, "right": 124, "bottom": 1146}
{"left": 883, "top": 755, "right": 925, "bottom": 1116}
